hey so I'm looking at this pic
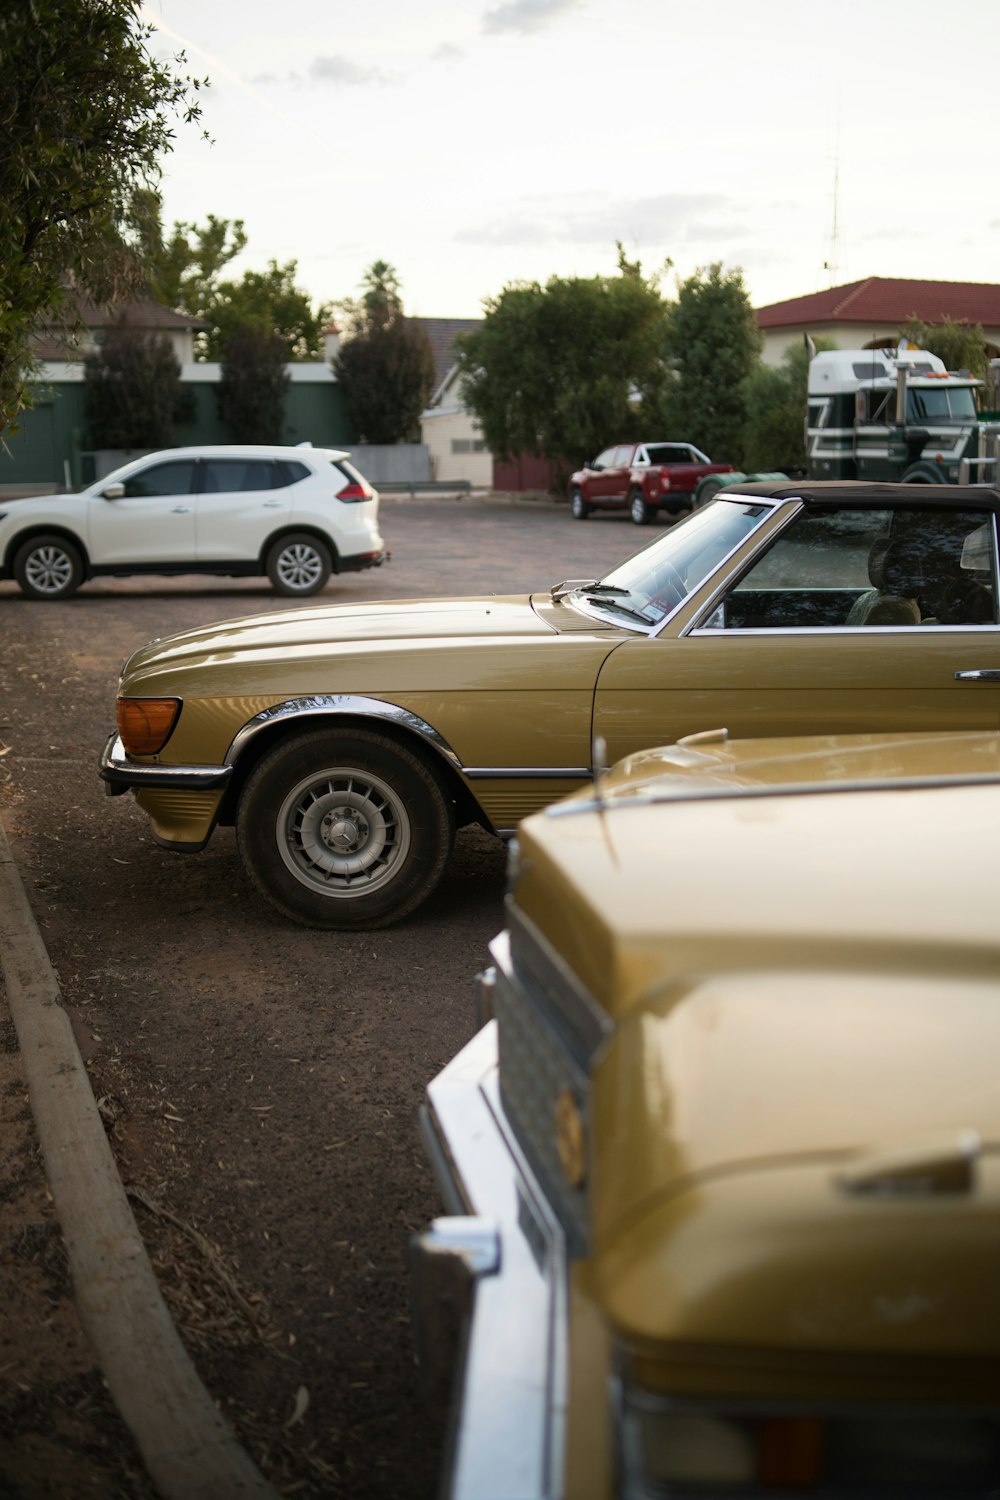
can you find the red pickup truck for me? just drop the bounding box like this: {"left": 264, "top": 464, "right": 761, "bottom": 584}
{"left": 568, "top": 441, "right": 734, "bottom": 524}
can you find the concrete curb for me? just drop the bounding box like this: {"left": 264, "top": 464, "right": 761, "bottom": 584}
{"left": 0, "top": 820, "right": 278, "bottom": 1500}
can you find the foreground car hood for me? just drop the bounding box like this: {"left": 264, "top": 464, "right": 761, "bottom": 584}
{"left": 596, "top": 727, "right": 1000, "bottom": 796}
{"left": 119, "top": 594, "right": 561, "bottom": 687}
{"left": 595, "top": 965, "right": 1000, "bottom": 1358}
{"left": 515, "top": 773, "right": 1000, "bottom": 1025}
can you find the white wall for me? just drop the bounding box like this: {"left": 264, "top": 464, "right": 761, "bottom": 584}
{"left": 421, "top": 406, "right": 493, "bottom": 487}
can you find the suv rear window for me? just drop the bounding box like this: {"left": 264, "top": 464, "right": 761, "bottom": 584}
{"left": 274, "top": 460, "right": 310, "bottom": 487}
{"left": 201, "top": 459, "right": 275, "bottom": 493}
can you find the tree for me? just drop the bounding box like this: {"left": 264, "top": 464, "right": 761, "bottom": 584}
{"left": 132, "top": 189, "right": 248, "bottom": 317}
{"left": 900, "top": 316, "right": 989, "bottom": 383}
{"left": 741, "top": 335, "right": 838, "bottom": 472}
{"left": 201, "top": 260, "right": 331, "bottom": 362}
{"left": 662, "top": 264, "right": 762, "bottom": 467}
{"left": 0, "top": 0, "right": 205, "bottom": 435}
{"left": 457, "top": 250, "right": 670, "bottom": 472}
{"left": 83, "top": 320, "right": 183, "bottom": 449}
{"left": 334, "top": 262, "right": 436, "bottom": 443}
{"left": 217, "top": 327, "right": 290, "bottom": 443}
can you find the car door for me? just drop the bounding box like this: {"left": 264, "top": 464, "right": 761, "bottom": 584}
{"left": 593, "top": 501, "right": 1000, "bottom": 757}
{"left": 195, "top": 457, "right": 293, "bottom": 561}
{"left": 604, "top": 444, "right": 635, "bottom": 507}
{"left": 85, "top": 458, "right": 198, "bottom": 565}
{"left": 584, "top": 447, "right": 621, "bottom": 505}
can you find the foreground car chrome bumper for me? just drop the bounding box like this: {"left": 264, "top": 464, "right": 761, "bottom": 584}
{"left": 98, "top": 733, "right": 233, "bottom": 796}
{"left": 414, "top": 1020, "right": 568, "bottom": 1500}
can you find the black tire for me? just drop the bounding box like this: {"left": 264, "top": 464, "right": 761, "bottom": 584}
{"left": 236, "top": 727, "right": 455, "bottom": 929}
{"left": 570, "top": 487, "right": 589, "bottom": 520}
{"left": 628, "top": 488, "right": 652, "bottom": 525}
{"left": 265, "top": 532, "right": 332, "bottom": 596}
{"left": 13, "top": 533, "right": 84, "bottom": 600}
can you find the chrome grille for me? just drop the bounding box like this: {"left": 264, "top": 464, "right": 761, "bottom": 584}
{"left": 491, "top": 908, "right": 612, "bottom": 1255}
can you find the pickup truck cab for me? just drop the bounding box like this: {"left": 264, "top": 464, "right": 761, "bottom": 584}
{"left": 568, "top": 441, "right": 733, "bottom": 524}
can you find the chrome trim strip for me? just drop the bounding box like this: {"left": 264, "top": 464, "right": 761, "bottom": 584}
{"left": 464, "top": 766, "right": 590, "bottom": 780}
{"left": 544, "top": 771, "right": 1000, "bottom": 820}
{"left": 416, "top": 1021, "right": 567, "bottom": 1500}
{"left": 223, "top": 694, "right": 463, "bottom": 771}
{"left": 98, "top": 733, "right": 232, "bottom": 792}
{"left": 690, "top": 623, "right": 1000, "bottom": 636}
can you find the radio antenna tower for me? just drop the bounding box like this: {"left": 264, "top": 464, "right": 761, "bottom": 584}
{"left": 822, "top": 126, "right": 843, "bottom": 286}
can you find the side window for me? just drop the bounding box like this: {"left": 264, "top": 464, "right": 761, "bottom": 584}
{"left": 706, "top": 507, "right": 998, "bottom": 630}
{"left": 274, "top": 460, "right": 310, "bottom": 488}
{"left": 121, "top": 461, "right": 197, "bottom": 498}
{"left": 612, "top": 444, "right": 634, "bottom": 466}
{"left": 592, "top": 448, "right": 616, "bottom": 470}
{"left": 200, "top": 460, "right": 275, "bottom": 493}
{"left": 859, "top": 388, "right": 895, "bottom": 423}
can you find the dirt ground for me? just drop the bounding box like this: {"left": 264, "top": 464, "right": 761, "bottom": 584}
{"left": 0, "top": 495, "right": 643, "bottom": 1498}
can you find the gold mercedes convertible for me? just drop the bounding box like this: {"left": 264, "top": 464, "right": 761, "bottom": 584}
{"left": 99, "top": 481, "right": 1000, "bottom": 928}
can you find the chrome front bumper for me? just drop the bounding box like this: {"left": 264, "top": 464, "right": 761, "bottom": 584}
{"left": 414, "top": 1019, "right": 568, "bottom": 1500}
{"left": 98, "top": 733, "right": 233, "bottom": 797}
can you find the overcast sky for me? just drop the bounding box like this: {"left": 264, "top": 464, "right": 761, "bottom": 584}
{"left": 142, "top": 0, "right": 1000, "bottom": 324}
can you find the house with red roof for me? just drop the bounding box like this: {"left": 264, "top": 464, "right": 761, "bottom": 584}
{"left": 757, "top": 278, "right": 1000, "bottom": 366}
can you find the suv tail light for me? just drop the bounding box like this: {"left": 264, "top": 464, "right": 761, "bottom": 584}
{"left": 335, "top": 480, "right": 369, "bottom": 502}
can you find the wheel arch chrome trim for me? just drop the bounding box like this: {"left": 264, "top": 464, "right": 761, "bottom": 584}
{"left": 223, "top": 694, "right": 464, "bottom": 774}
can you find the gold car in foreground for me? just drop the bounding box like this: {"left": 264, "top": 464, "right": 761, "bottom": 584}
{"left": 414, "top": 729, "right": 1000, "bottom": 1498}
{"left": 99, "top": 481, "right": 1000, "bottom": 928}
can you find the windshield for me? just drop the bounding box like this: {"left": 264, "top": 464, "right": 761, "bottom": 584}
{"left": 573, "top": 497, "right": 774, "bottom": 628}
{"left": 907, "top": 386, "right": 978, "bottom": 424}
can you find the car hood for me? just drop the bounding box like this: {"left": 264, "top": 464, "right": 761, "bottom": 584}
{"left": 514, "top": 776, "right": 1000, "bottom": 1023}
{"left": 594, "top": 966, "right": 1000, "bottom": 1360}
{"left": 592, "top": 727, "right": 1000, "bottom": 797}
{"left": 118, "top": 593, "right": 579, "bottom": 688}
{"left": 0, "top": 491, "right": 85, "bottom": 509}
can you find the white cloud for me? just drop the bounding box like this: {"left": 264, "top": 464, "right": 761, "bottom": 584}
{"left": 482, "top": 0, "right": 581, "bottom": 35}
{"left": 308, "top": 55, "right": 389, "bottom": 85}
{"left": 455, "top": 193, "right": 744, "bottom": 249}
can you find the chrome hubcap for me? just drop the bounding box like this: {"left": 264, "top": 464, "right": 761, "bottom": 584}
{"left": 277, "top": 768, "right": 411, "bottom": 896}
{"left": 25, "top": 546, "right": 73, "bottom": 594}
{"left": 277, "top": 543, "right": 322, "bottom": 590}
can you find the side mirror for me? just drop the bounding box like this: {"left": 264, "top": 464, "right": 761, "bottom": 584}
{"left": 101, "top": 482, "right": 125, "bottom": 499}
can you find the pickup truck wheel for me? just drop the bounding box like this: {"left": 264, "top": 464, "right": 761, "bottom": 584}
{"left": 570, "top": 488, "right": 589, "bottom": 520}
{"left": 266, "top": 533, "right": 332, "bottom": 595}
{"left": 13, "top": 534, "right": 84, "bottom": 599}
{"left": 629, "top": 488, "right": 652, "bottom": 525}
{"left": 236, "top": 727, "right": 455, "bottom": 929}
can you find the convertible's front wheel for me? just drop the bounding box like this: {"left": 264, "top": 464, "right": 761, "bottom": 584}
{"left": 236, "top": 728, "right": 455, "bottom": 928}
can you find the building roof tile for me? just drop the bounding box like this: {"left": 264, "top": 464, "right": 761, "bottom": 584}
{"left": 757, "top": 277, "right": 1000, "bottom": 329}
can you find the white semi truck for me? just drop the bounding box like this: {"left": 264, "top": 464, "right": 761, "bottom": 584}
{"left": 695, "top": 342, "right": 1000, "bottom": 503}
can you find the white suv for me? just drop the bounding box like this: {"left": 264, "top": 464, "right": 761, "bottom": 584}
{"left": 0, "top": 445, "right": 386, "bottom": 600}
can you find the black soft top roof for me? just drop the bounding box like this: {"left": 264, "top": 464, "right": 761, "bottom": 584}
{"left": 727, "top": 480, "right": 1000, "bottom": 507}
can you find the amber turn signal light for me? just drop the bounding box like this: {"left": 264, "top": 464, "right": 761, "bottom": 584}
{"left": 116, "top": 697, "right": 181, "bottom": 755}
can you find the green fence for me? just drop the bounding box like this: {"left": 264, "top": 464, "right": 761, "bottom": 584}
{"left": 1, "top": 373, "right": 356, "bottom": 491}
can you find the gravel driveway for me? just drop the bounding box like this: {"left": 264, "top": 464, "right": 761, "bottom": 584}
{"left": 0, "top": 494, "right": 647, "bottom": 1498}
